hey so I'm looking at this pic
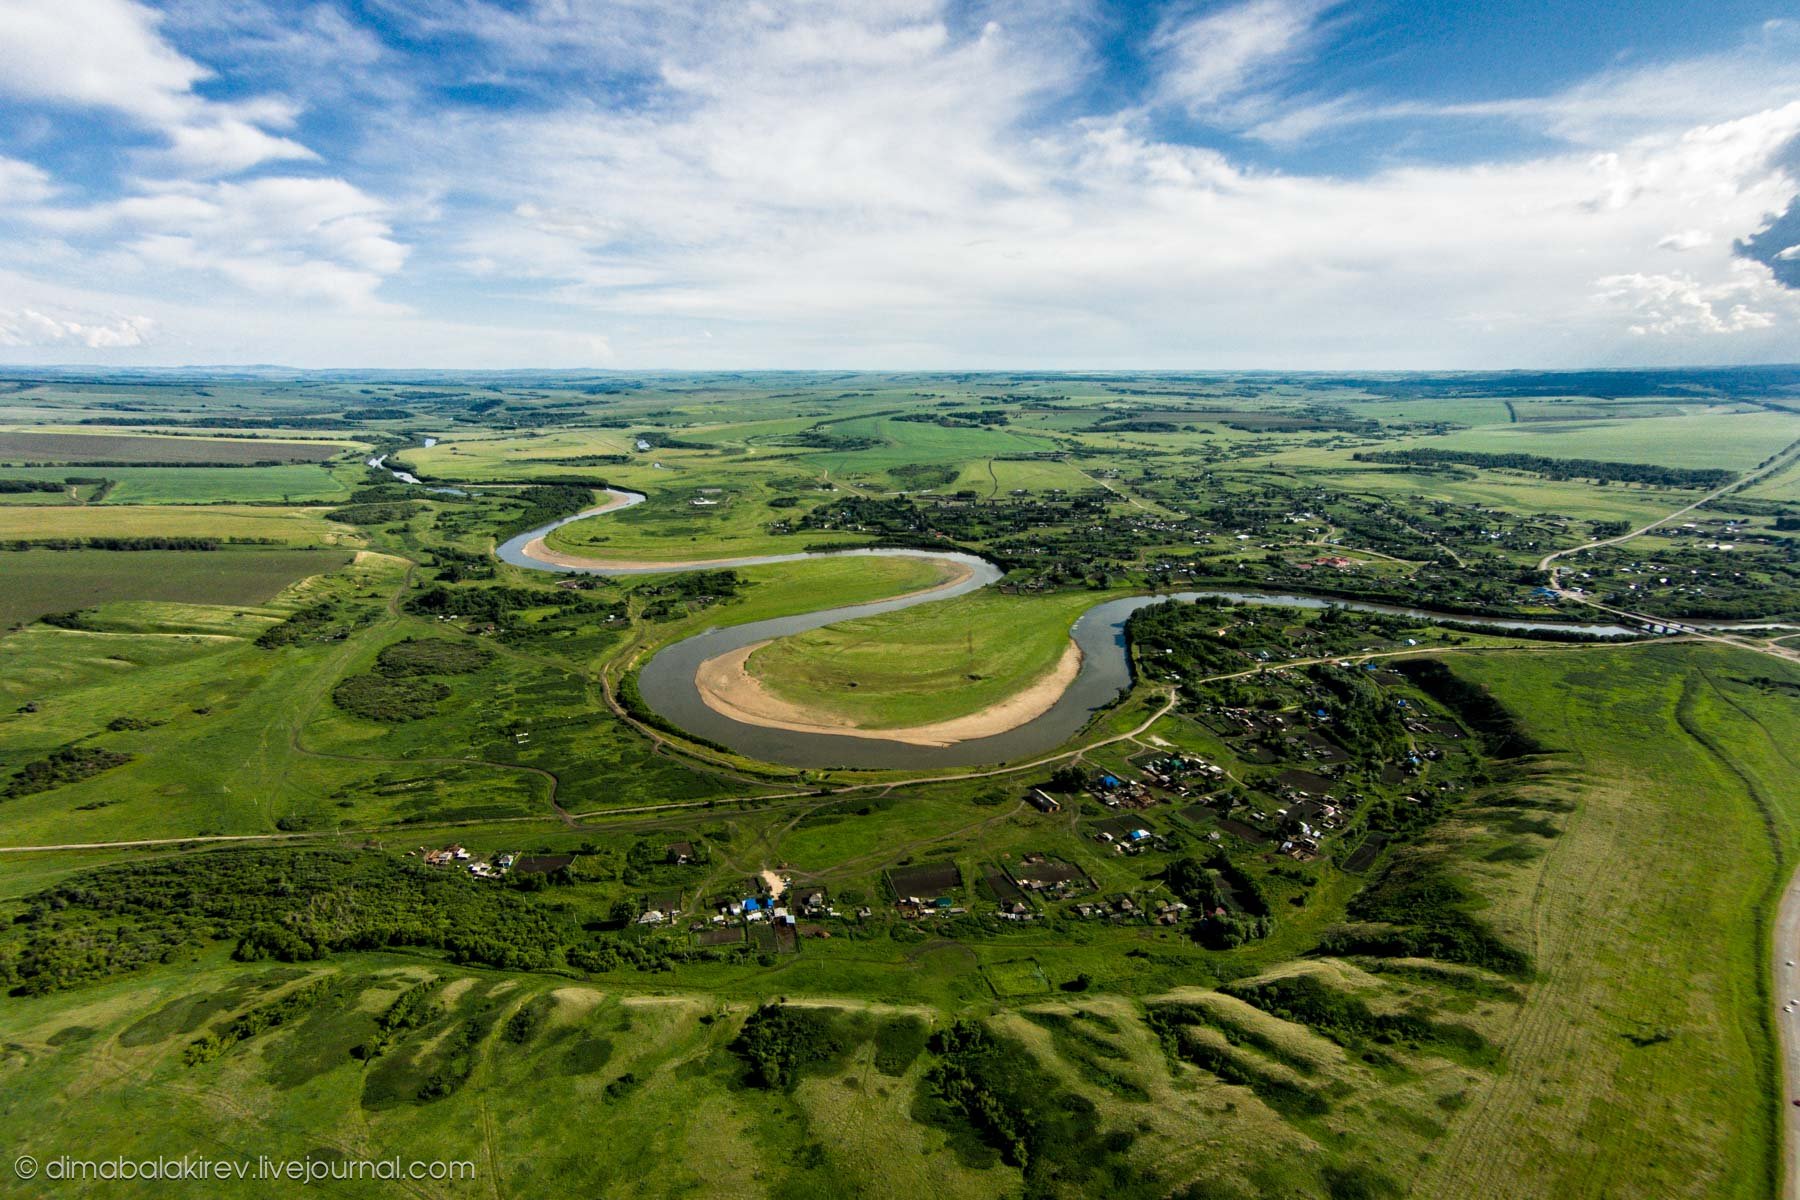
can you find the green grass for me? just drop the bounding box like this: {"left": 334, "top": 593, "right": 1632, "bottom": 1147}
{"left": 745, "top": 590, "right": 1106, "bottom": 728}
{"left": 0, "top": 504, "right": 359, "bottom": 545}
{"left": 0, "top": 463, "right": 354, "bottom": 503}
{"left": 406, "top": 428, "right": 635, "bottom": 479}
{"left": 1416, "top": 410, "right": 1798, "bottom": 471}
{"left": 546, "top": 478, "right": 869, "bottom": 562}
{"left": 1407, "top": 644, "right": 1800, "bottom": 1199}
{"left": 2, "top": 378, "right": 1798, "bottom": 1199}
{"left": 949, "top": 456, "right": 1095, "bottom": 497}
{"left": 0, "top": 548, "right": 352, "bottom": 630}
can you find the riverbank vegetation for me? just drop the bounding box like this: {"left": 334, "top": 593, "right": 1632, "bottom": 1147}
{"left": 0, "top": 371, "right": 1795, "bottom": 1198}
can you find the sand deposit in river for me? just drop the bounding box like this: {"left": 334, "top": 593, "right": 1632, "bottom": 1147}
{"left": 693, "top": 639, "right": 1084, "bottom": 747}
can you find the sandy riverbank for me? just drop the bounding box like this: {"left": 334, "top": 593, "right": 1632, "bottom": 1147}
{"left": 693, "top": 638, "right": 1084, "bottom": 748}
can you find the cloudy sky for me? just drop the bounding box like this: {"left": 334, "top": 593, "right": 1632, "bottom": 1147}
{"left": 1, "top": 0, "right": 1798, "bottom": 369}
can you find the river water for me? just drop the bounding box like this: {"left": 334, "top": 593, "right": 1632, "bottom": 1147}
{"left": 494, "top": 489, "right": 1643, "bottom": 769}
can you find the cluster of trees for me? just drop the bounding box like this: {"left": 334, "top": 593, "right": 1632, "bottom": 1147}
{"left": 406, "top": 583, "right": 613, "bottom": 624}
{"left": 256, "top": 599, "right": 365, "bottom": 648}
{"left": 184, "top": 979, "right": 338, "bottom": 1066}
{"left": 332, "top": 636, "right": 494, "bottom": 722}
{"left": 5, "top": 536, "right": 240, "bottom": 552}
{"left": 331, "top": 673, "right": 451, "bottom": 722}
{"left": 1354, "top": 448, "right": 1733, "bottom": 489}
{"left": 1304, "top": 664, "right": 1412, "bottom": 763}
{"left": 0, "top": 478, "right": 65, "bottom": 493}
{"left": 1317, "top": 850, "right": 1529, "bottom": 976}
{"left": 375, "top": 637, "right": 493, "bottom": 677}
{"left": 497, "top": 484, "right": 602, "bottom": 539}
{"left": 1164, "top": 852, "right": 1274, "bottom": 949}
{"left": 4, "top": 745, "right": 132, "bottom": 799}
{"left": 1225, "top": 973, "right": 1493, "bottom": 1062}
{"left": 730, "top": 1005, "right": 848, "bottom": 1089}
{"left": 0, "top": 847, "right": 742, "bottom": 996}
{"left": 922, "top": 1021, "right": 1160, "bottom": 1198}
{"left": 326, "top": 502, "right": 419, "bottom": 526}
{"left": 425, "top": 545, "right": 496, "bottom": 582}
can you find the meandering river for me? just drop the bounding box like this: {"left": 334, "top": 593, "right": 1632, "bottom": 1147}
{"left": 493, "top": 488, "right": 1643, "bottom": 769}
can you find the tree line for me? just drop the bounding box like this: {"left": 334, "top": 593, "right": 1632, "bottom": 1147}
{"left": 1353, "top": 448, "right": 1732, "bottom": 489}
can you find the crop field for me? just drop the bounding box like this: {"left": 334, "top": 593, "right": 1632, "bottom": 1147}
{"left": 0, "top": 370, "right": 1796, "bottom": 1199}
{"left": 0, "top": 429, "right": 355, "bottom": 464}
{"left": 0, "top": 504, "right": 357, "bottom": 544}
{"left": 0, "top": 462, "right": 354, "bottom": 503}
{"left": 404, "top": 429, "right": 637, "bottom": 480}
{"left": 0, "top": 547, "right": 352, "bottom": 629}
{"left": 1415, "top": 409, "right": 1798, "bottom": 471}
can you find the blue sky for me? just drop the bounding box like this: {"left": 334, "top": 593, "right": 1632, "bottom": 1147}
{"left": 0, "top": 0, "right": 1797, "bottom": 368}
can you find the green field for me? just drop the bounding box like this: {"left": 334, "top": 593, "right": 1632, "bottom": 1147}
{"left": 1415, "top": 410, "right": 1797, "bottom": 471}
{"left": 0, "top": 371, "right": 1797, "bottom": 1199}
{"left": 0, "top": 643, "right": 1792, "bottom": 1198}
{"left": 0, "top": 547, "right": 353, "bottom": 630}
{"left": 746, "top": 590, "right": 1105, "bottom": 728}
{"left": 0, "top": 463, "right": 354, "bottom": 503}
{"left": 546, "top": 478, "right": 872, "bottom": 562}
{"left": 0, "top": 504, "right": 359, "bottom": 544}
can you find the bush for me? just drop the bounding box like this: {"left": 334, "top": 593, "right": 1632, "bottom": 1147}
{"left": 375, "top": 638, "right": 493, "bottom": 677}
{"left": 331, "top": 675, "right": 450, "bottom": 722}
{"left": 4, "top": 746, "right": 133, "bottom": 799}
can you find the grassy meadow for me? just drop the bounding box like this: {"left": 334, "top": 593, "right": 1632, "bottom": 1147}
{"left": 745, "top": 590, "right": 1107, "bottom": 728}
{"left": 0, "top": 372, "right": 1797, "bottom": 1199}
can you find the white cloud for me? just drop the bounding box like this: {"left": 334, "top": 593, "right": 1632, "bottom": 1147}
{"left": 0, "top": 0, "right": 314, "bottom": 174}
{"left": 0, "top": 307, "right": 155, "bottom": 348}
{"left": 1, "top": 0, "right": 1797, "bottom": 366}
{"left": 160, "top": 119, "right": 317, "bottom": 175}
{"left": 0, "top": 156, "right": 56, "bottom": 204}
{"left": 1657, "top": 230, "right": 1713, "bottom": 252}
{"left": 0, "top": 0, "right": 203, "bottom": 123}
{"left": 1595, "top": 264, "right": 1785, "bottom": 336}
{"left": 23, "top": 176, "right": 410, "bottom": 313}
{"left": 1247, "top": 19, "right": 1800, "bottom": 148}
{"left": 414, "top": 9, "right": 1800, "bottom": 367}
{"left": 1153, "top": 0, "right": 1335, "bottom": 112}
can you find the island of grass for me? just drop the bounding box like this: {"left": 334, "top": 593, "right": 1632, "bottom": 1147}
{"left": 726, "top": 590, "right": 1103, "bottom": 735}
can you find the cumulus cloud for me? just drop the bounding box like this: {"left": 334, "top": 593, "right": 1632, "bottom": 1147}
{"left": 1595, "top": 265, "right": 1786, "bottom": 336}
{"left": 419, "top": 7, "right": 1800, "bottom": 365}
{"left": 1, "top": 0, "right": 1797, "bottom": 365}
{"left": 0, "top": 0, "right": 314, "bottom": 174}
{"left": 0, "top": 308, "right": 155, "bottom": 348}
